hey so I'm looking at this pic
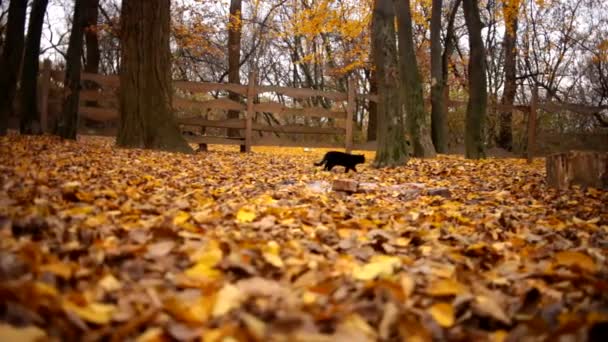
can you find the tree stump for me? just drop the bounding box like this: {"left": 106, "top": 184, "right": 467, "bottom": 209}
{"left": 546, "top": 151, "right": 608, "bottom": 189}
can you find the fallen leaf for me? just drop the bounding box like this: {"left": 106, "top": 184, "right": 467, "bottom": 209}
{"left": 213, "top": 283, "right": 244, "bottom": 317}
{"left": 428, "top": 302, "right": 455, "bottom": 327}
{"left": 236, "top": 206, "right": 256, "bottom": 223}
{"left": 63, "top": 300, "right": 116, "bottom": 325}
{"left": 0, "top": 324, "right": 46, "bottom": 342}
{"left": 352, "top": 255, "right": 401, "bottom": 281}
{"left": 426, "top": 278, "right": 468, "bottom": 297}
{"left": 553, "top": 250, "right": 596, "bottom": 273}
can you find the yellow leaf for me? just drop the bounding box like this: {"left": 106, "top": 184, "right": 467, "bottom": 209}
{"left": 213, "top": 284, "right": 244, "bottom": 317}
{"left": 427, "top": 278, "right": 468, "bottom": 297}
{"left": 400, "top": 274, "right": 416, "bottom": 298}
{"left": 492, "top": 330, "right": 508, "bottom": 342}
{"left": 352, "top": 255, "right": 401, "bottom": 281}
{"left": 338, "top": 313, "right": 377, "bottom": 339}
{"left": 99, "top": 274, "right": 122, "bottom": 292}
{"left": 185, "top": 240, "right": 223, "bottom": 280}
{"left": 84, "top": 214, "right": 108, "bottom": 227}
{"left": 39, "top": 262, "right": 73, "bottom": 279}
{"left": 301, "top": 291, "right": 318, "bottom": 305}
{"left": 262, "top": 241, "right": 284, "bottom": 268}
{"left": 236, "top": 207, "right": 256, "bottom": 223}
{"left": 428, "top": 302, "right": 455, "bottom": 327}
{"left": 554, "top": 251, "right": 596, "bottom": 273}
{"left": 173, "top": 211, "right": 191, "bottom": 225}
{"left": 0, "top": 324, "right": 46, "bottom": 342}
{"left": 33, "top": 282, "right": 59, "bottom": 297}
{"left": 165, "top": 295, "right": 214, "bottom": 324}
{"left": 63, "top": 301, "right": 116, "bottom": 325}
{"left": 135, "top": 327, "right": 164, "bottom": 342}
{"left": 60, "top": 205, "right": 95, "bottom": 218}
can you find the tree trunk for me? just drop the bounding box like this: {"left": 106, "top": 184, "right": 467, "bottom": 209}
{"left": 441, "top": 0, "right": 461, "bottom": 150}
{"left": 463, "top": 0, "right": 487, "bottom": 159}
{"left": 546, "top": 151, "right": 608, "bottom": 190}
{"left": 56, "top": 0, "right": 86, "bottom": 140}
{"left": 430, "top": 0, "right": 447, "bottom": 153}
{"left": 0, "top": 0, "right": 27, "bottom": 135}
{"left": 19, "top": 0, "right": 48, "bottom": 134}
{"left": 497, "top": 0, "right": 519, "bottom": 151}
{"left": 372, "top": 0, "right": 409, "bottom": 168}
{"left": 394, "top": 0, "right": 436, "bottom": 158}
{"left": 227, "top": 0, "right": 243, "bottom": 150}
{"left": 84, "top": 0, "right": 100, "bottom": 74}
{"left": 366, "top": 67, "right": 378, "bottom": 142}
{"left": 117, "top": 0, "right": 192, "bottom": 153}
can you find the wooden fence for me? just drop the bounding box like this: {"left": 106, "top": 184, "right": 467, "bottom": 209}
{"left": 40, "top": 63, "right": 355, "bottom": 153}
{"left": 39, "top": 60, "right": 606, "bottom": 160}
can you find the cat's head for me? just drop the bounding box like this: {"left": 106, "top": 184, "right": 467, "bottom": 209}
{"left": 356, "top": 154, "right": 365, "bottom": 163}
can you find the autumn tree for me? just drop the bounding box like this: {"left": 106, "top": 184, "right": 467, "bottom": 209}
{"left": 430, "top": 0, "right": 447, "bottom": 153}
{"left": 372, "top": 0, "right": 409, "bottom": 167}
{"left": 0, "top": 0, "right": 26, "bottom": 135}
{"left": 117, "top": 0, "right": 191, "bottom": 153}
{"left": 395, "top": 0, "right": 436, "bottom": 158}
{"left": 19, "top": 0, "right": 48, "bottom": 134}
{"left": 463, "top": 0, "right": 487, "bottom": 159}
{"left": 56, "top": 0, "right": 87, "bottom": 139}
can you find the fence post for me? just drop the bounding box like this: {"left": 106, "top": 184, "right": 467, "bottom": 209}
{"left": 527, "top": 85, "right": 538, "bottom": 164}
{"left": 245, "top": 71, "right": 257, "bottom": 153}
{"left": 39, "top": 59, "right": 52, "bottom": 133}
{"left": 345, "top": 78, "right": 355, "bottom": 153}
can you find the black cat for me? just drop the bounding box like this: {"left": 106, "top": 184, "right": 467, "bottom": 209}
{"left": 314, "top": 151, "right": 365, "bottom": 173}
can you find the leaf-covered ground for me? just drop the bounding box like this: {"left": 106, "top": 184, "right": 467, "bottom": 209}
{"left": 0, "top": 135, "right": 607, "bottom": 341}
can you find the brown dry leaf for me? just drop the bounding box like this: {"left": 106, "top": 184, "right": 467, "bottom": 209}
{"left": 213, "top": 283, "right": 244, "bottom": 317}
{"left": 2, "top": 136, "right": 608, "bottom": 340}
{"left": 553, "top": 250, "right": 597, "bottom": 273}
{"left": 0, "top": 324, "right": 47, "bottom": 342}
{"left": 145, "top": 240, "right": 175, "bottom": 259}
{"left": 472, "top": 295, "right": 511, "bottom": 325}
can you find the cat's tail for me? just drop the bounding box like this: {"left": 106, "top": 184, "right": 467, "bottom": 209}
{"left": 314, "top": 156, "right": 326, "bottom": 166}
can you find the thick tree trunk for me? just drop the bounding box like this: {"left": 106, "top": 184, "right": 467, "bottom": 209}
{"left": 84, "top": 0, "right": 100, "bottom": 74}
{"left": 372, "top": 0, "right": 409, "bottom": 168}
{"left": 117, "top": 0, "right": 192, "bottom": 153}
{"left": 463, "top": 0, "right": 487, "bottom": 159}
{"left": 227, "top": 0, "right": 243, "bottom": 150}
{"left": 430, "top": 0, "right": 447, "bottom": 153}
{"left": 56, "top": 0, "right": 86, "bottom": 140}
{"left": 366, "top": 67, "right": 378, "bottom": 142}
{"left": 19, "top": 0, "right": 48, "bottom": 134}
{"left": 394, "top": 0, "right": 436, "bottom": 158}
{"left": 497, "top": 1, "right": 519, "bottom": 151}
{"left": 0, "top": 0, "right": 27, "bottom": 135}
